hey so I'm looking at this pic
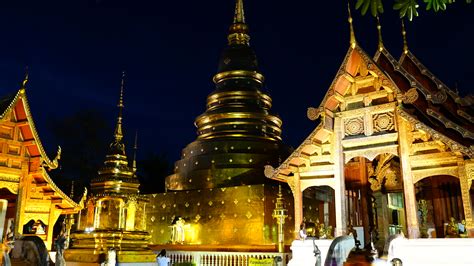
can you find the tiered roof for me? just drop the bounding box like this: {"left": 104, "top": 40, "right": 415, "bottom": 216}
{"left": 266, "top": 10, "right": 473, "bottom": 182}
{"left": 376, "top": 20, "right": 473, "bottom": 153}
{"left": 0, "top": 87, "right": 80, "bottom": 213}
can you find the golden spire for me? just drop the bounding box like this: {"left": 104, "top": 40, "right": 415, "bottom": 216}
{"left": 347, "top": 1, "right": 356, "bottom": 48}
{"left": 228, "top": 0, "right": 250, "bottom": 45}
{"left": 401, "top": 19, "right": 408, "bottom": 54}
{"left": 114, "top": 71, "right": 125, "bottom": 143}
{"left": 277, "top": 184, "right": 283, "bottom": 199}
{"left": 233, "top": 0, "right": 245, "bottom": 24}
{"left": 19, "top": 67, "right": 29, "bottom": 93}
{"left": 376, "top": 16, "right": 384, "bottom": 51}
{"left": 70, "top": 180, "right": 75, "bottom": 199}
{"left": 132, "top": 130, "right": 138, "bottom": 174}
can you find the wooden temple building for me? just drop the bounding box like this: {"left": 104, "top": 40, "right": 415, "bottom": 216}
{"left": 145, "top": 0, "right": 295, "bottom": 248}
{"left": 265, "top": 10, "right": 474, "bottom": 248}
{"left": 0, "top": 79, "right": 81, "bottom": 250}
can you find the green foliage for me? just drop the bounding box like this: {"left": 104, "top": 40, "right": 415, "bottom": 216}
{"left": 354, "top": 0, "right": 471, "bottom": 20}
{"left": 424, "top": 0, "right": 452, "bottom": 11}
{"left": 394, "top": 0, "right": 419, "bottom": 20}
{"left": 173, "top": 263, "right": 196, "bottom": 266}
{"left": 356, "top": 0, "right": 384, "bottom": 16}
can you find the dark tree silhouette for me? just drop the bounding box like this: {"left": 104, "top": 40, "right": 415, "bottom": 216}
{"left": 137, "top": 152, "right": 172, "bottom": 194}
{"left": 47, "top": 109, "right": 110, "bottom": 192}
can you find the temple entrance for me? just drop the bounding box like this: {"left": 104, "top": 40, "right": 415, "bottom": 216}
{"left": 415, "top": 175, "right": 464, "bottom": 238}
{"left": 344, "top": 157, "right": 371, "bottom": 247}
{"left": 302, "top": 186, "right": 335, "bottom": 238}
{"left": 344, "top": 154, "right": 407, "bottom": 247}
{"left": 367, "top": 154, "right": 406, "bottom": 245}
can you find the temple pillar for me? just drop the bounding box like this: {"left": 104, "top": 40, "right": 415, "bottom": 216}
{"left": 359, "top": 158, "right": 370, "bottom": 244}
{"left": 291, "top": 173, "right": 303, "bottom": 238}
{"left": 334, "top": 116, "right": 347, "bottom": 236}
{"left": 141, "top": 202, "right": 147, "bottom": 230}
{"left": 46, "top": 206, "right": 61, "bottom": 250}
{"left": 397, "top": 115, "right": 419, "bottom": 238}
{"left": 93, "top": 199, "right": 102, "bottom": 228}
{"left": 15, "top": 166, "right": 30, "bottom": 238}
{"left": 125, "top": 198, "right": 137, "bottom": 231}
{"left": 118, "top": 199, "right": 125, "bottom": 229}
{"left": 459, "top": 159, "right": 474, "bottom": 235}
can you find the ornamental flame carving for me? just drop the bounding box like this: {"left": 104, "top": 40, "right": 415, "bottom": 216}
{"left": 402, "top": 88, "right": 419, "bottom": 104}
{"left": 307, "top": 107, "right": 323, "bottom": 121}
{"left": 368, "top": 154, "right": 401, "bottom": 192}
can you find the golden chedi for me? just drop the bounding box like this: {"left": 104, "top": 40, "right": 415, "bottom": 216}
{"left": 65, "top": 74, "right": 156, "bottom": 264}
{"left": 147, "top": 0, "right": 294, "bottom": 248}
{"left": 165, "top": 0, "right": 290, "bottom": 191}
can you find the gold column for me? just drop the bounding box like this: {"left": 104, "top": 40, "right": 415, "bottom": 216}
{"left": 397, "top": 115, "right": 419, "bottom": 238}
{"left": 142, "top": 202, "right": 147, "bottom": 231}
{"left": 273, "top": 185, "right": 288, "bottom": 253}
{"left": 334, "top": 116, "right": 347, "bottom": 236}
{"left": 291, "top": 174, "right": 303, "bottom": 238}
{"left": 118, "top": 199, "right": 125, "bottom": 229}
{"left": 459, "top": 159, "right": 474, "bottom": 232}
{"left": 46, "top": 204, "right": 56, "bottom": 249}
{"left": 358, "top": 158, "right": 371, "bottom": 243}
{"left": 93, "top": 199, "right": 102, "bottom": 229}
{"left": 15, "top": 165, "right": 30, "bottom": 238}
{"left": 76, "top": 210, "right": 82, "bottom": 230}
{"left": 125, "top": 198, "right": 137, "bottom": 231}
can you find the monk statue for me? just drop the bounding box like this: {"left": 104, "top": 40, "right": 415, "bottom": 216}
{"left": 445, "top": 217, "right": 459, "bottom": 238}
{"left": 299, "top": 223, "right": 307, "bottom": 241}
{"left": 459, "top": 220, "right": 468, "bottom": 238}
{"left": 170, "top": 217, "right": 186, "bottom": 244}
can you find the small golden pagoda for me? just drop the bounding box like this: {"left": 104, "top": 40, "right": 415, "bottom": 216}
{"left": 265, "top": 6, "right": 474, "bottom": 249}
{"left": 0, "top": 77, "right": 81, "bottom": 250}
{"left": 146, "top": 0, "right": 294, "bottom": 249}
{"left": 65, "top": 74, "right": 156, "bottom": 264}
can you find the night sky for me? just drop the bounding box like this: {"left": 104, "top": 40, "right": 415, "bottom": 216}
{"left": 0, "top": 0, "right": 472, "bottom": 165}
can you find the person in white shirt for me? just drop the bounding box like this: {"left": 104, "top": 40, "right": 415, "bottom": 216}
{"left": 157, "top": 249, "right": 170, "bottom": 266}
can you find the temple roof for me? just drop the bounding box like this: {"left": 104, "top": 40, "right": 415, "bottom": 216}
{"left": 0, "top": 89, "right": 62, "bottom": 170}
{"left": 374, "top": 19, "right": 473, "bottom": 151}
{"left": 0, "top": 87, "right": 80, "bottom": 212}
{"left": 266, "top": 13, "right": 474, "bottom": 183}
{"left": 266, "top": 39, "right": 400, "bottom": 181}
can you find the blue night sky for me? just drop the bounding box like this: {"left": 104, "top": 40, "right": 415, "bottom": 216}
{"left": 0, "top": 0, "right": 472, "bottom": 165}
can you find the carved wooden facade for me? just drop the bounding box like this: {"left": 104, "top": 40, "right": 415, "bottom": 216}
{"left": 265, "top": 22, "right": 473, "bottom": 241}
{"left": 0, "top": 88, "right": 80, "bottom": 249}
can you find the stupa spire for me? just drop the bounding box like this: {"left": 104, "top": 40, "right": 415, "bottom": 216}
{"left": 233, "top": 0, "right": 245, "bottom": 24}
{"left": 19, "top": 66, "right": 29, "bottom": 94}
{"left": 114, "top": 71, "right": 125, "bottom": 143}
{"left": 347, "top": 2, "right": 357, "bottom": 48}
{"left": 92, "top": 71, "right": 138, "bottom": 194}
{"left": 228, "top": 0, "right": 250, "bottom": 45}
{"left": 132, "top": 130, "right": 138, "bottom": 174}
{"left": 376, "top": 16, "right": 384, "bottom": 51}
{"left": 401, "top": 19, "right": 409, "bottom": 54}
